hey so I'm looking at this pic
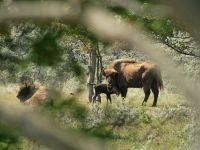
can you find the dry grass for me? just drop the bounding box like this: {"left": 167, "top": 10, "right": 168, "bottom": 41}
{"left": 0, "top": 84, "right": 21, "bottom": 106}
{"left": 0, "top": 84, "right": 194, "bottom": 150}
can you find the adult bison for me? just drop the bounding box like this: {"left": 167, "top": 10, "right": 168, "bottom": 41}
{"left": 103, "top": 59, "right": 163, "bottom": 107}
{"left": 17, "top": 83, "right": 48, "bottom": 105}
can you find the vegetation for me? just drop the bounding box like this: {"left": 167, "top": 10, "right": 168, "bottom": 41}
{"left": 0, "top": 0, "right": 200, "bottom": 150}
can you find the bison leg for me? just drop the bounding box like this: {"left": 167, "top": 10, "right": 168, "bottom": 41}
{"left": 142, "top": 88, "right": 151, "bottom": 106}
{"left": 120, "top": 88, "right": 127, "bottom": 104}
{"left": 142, "top": 77, "right": 153, "bottom": 106}
{"left": 151, "top": 80, "right": 159, "bottom": 107}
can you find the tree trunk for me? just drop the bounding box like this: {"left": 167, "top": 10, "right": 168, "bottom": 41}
{"left": 87, "top": 65, "right": 94, "bottom": 102}
{"left": 96, "top": 45, "right": 103, "bottom": 84}
{"left": 95, "top": 44, "right": 102, "bottom": 102}
{"left": 87, "top": 42, "right": 97, "bottom": 102}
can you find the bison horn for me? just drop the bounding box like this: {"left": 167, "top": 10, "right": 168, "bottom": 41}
{"left": 103, "top": 69, "right": 118, "bottom": 77}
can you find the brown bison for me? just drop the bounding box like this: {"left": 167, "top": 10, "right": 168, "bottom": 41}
{"left": 92, "top": 83, "right": 119, "bottom": 104}
{"left": 17, "top": 83, "right": 48, "bottom": 105}
{"left": 103, "top": 59, "right": 163, "bottom": 107}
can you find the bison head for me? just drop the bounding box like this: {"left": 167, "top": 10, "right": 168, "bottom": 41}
{"left": 103, "top": 69, "right": 119, "bottom": 92}
{"left": 17, "top": 84, "right": 37, "bottom": 102}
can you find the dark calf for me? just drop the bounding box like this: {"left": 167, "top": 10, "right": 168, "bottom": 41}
{"left": 92, "top": 83, "right": 119, "bottom": 104}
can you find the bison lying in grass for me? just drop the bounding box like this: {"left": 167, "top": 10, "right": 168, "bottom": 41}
{"left": 16, "top": 83, "right": 48, "bottom": 105}
{"left": 92, "top": 83, "right": 119, "bottom": 104}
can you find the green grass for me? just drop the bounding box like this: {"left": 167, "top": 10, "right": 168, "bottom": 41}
{"left": 104, "top": 106, "right": 192, "bottom": 150}
{"left": 79, "top": 88, "right": 194, "bottom": 150}
{"left": 0, "top": 84, "right": 195, "bottom": 150}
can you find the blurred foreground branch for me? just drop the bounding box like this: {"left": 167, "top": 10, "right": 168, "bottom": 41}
{"left": 0, "top": 104, "right": 105, "bottom": 150}
{"left": 0, "top": 2, "right": 80, "bottom": 24}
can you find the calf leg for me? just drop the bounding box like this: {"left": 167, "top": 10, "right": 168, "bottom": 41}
{"left": 96, "top": 95, "right": 101, "bottom": 103}
{"left": 92, "top": 94, "right": 97, "bottom": 103}
{"left": 106, "top": 94, "right": 112, "bottom": 104}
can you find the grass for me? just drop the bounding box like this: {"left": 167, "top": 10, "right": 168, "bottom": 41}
{"left": 107, "top": 106, "right": 192, "bottom": 149}
{"left": 78, "top": 88, "right": 194, "bottom": 150}
{"left": 0, "top": 84, "right": 195, "bottom": 150}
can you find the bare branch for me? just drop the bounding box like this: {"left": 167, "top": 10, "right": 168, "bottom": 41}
{"left": 163, "top": 39, "right": 200, "bottom": 58}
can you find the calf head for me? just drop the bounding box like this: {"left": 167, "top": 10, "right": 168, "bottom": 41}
{"left": 103, "top": 69, "right": 119, "bottom": 92}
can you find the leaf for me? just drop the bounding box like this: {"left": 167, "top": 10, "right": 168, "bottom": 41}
{"left": 30, "top": 30, "right": 64, "bottom": 66}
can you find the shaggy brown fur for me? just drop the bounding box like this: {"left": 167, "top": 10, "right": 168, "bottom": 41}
{"left": 16, "top": 84, "right": 48, "bottom": 105}
{"left": 103, "top": 59, "right": 163, "bottom": 107}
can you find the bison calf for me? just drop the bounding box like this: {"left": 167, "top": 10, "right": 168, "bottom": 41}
{"left": 17, "top": 84, "right": 48, "bottom": 105}
{"left": 92, "top": 83, "right": 118, "bottom": 104}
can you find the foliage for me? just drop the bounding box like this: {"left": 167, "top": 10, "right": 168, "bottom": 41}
{"left": 0, "top": 22, "right": 86, "bottom": 86}
{"left": 44, "top": 100, "right": 194, "bottom": 149}
{"left": 0, "top": 124, "right": 22, "bottom": 150}
{"left": 109, "top": 5, "right": 174, "bottom": 38}
{"left": 42, "top": 89, "right": 88, "bottom": 123}
{"left": 30, "top": 30, "right": 64, "bottom": 66}
{"left": 139, "top": 106, "right": 152, "bottom": 124}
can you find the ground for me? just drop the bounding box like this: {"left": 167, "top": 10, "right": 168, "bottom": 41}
{"left": 0, "top": 85, "right": 195, "bottom": 150}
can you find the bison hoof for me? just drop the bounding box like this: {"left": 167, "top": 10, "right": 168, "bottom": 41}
{"left": 142, "top": 102, "right": 147, "bottom": 106}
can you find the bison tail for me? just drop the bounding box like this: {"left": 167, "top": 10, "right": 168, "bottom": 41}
{"left": 157, "top": 78, "right": 164, "bottom": 90}
{"left": 156, "top": 71, "right": 164, "bottom": 90}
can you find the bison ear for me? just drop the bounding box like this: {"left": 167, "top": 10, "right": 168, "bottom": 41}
{"left": 110, "top": 69, "right": 118, "bottom": 77}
